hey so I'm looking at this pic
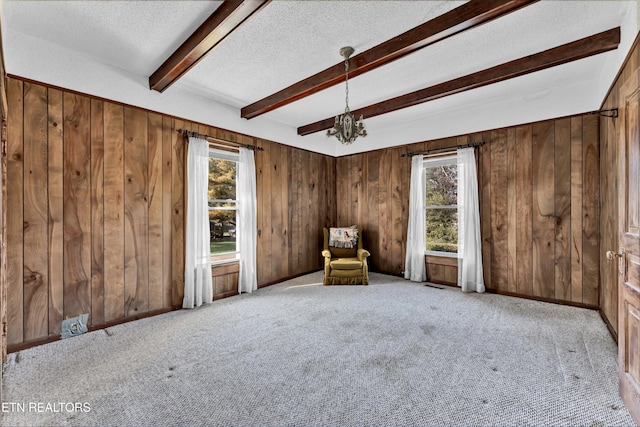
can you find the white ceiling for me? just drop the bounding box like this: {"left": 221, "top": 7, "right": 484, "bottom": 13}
{"left": 1, "top": 1, "right": 638, "bottom": 156}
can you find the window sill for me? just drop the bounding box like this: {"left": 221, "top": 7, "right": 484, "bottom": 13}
{"left": 210, "top": 257, "right": 240, "bottom": 267}
{"left": 425, "top": 251, "right": 459, "bottom": 258}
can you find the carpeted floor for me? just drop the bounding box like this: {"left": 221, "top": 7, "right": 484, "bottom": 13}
{"left": 1, "top": 272, "right": 634, "bottom": 426}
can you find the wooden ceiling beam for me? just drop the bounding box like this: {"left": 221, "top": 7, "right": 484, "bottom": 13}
{"left": 298, "top": 27, "right": 621, "bottom": 136}
{"left": 150, "top": 0, "right": 271, "bottom": 93}
{"left": 241, "top": 0, "right": 539, "bottom": 119}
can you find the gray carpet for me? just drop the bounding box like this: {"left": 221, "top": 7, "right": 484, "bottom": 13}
{"left": 1, "top": 272, "right": 634, "bottom": 426}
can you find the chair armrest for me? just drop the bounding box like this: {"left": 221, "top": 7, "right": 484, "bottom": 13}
{"left": 322, "top": 250, "right": 332, "bottom": 258}
{"left": 357, "top": 249, "right": 370, "bottom": 261}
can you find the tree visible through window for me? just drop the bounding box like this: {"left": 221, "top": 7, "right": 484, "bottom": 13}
{"left": 424, "top": 156, "right": 458, "bottom": 254}
{"left": 208, "top": 154, "right": 238, "bottom": 259}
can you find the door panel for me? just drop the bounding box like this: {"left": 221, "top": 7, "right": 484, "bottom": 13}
{"left": 619, "top": 85, "right": 640, "bottom": 425}
{"left": 626, "top": 88, "right": 640, "bottom": 237}
{"left": 623, "top": 288, "right": 640, "bottom": 387}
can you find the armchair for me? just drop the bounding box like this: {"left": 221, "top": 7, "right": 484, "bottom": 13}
{"left": 322, "top": 227, "right": 370, "bottom": 285}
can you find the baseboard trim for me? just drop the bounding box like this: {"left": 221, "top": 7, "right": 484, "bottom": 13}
{"left": 485, "top": 288, "right": 599, "bottom": 310}
{"left": 257, "top": 269, "right": 323, "bottom": 289}
{"left": 214, "top": 290, "right": 237, "bottom": 300}
{"left": 599, "top": 309, "right": 618, "bottom": 343}
{"left": 7, "top": 305, "right": 181, "bottom": 354}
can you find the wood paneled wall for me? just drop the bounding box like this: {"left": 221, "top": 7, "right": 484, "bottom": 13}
{"left": 336, "top": 146, "right": 410, "bottom": 275}
{"left": 0, "top": 39, "right": 7, "bottom": 398}
{"left": 600, "top": 36, "right": 640, "bottom": 338}
{"left": 3, "top": 73, "right": 605, "bottom": 349}
{"left": 336, "top": 114, "right": 600, "bottom": 306}
{"left": 5, "top": 76, "right": 333, "bottom": 349}
{"left": 255, "top": 139, "right": 336, "bottom": 286}
{"left": 6, "top": 78, "right": 184, "bottom": 347}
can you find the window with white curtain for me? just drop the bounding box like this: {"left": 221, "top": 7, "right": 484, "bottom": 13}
{"left": 424, "top": 154, "right": 458, "bottom": 256}
{"left": 208, "top": 149, "right": 239, "bottom": 263}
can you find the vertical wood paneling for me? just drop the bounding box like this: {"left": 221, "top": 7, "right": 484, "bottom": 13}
{"left": 390, "top": 148, "right": 404, "bottom": 275}
{"left": 427, "top": 263, "right": 445, "bottom": 283}
{"left": 326, "top": 156, "right": 337, "bottom": 230}
{"left": 170, "top": 118, "right": 185, "bottom": 306}
{"left": 47, "top": 89, "right": 64, "bottom": 335}
{"left": 90, "top": 99, "right": 104, "bottom": 326}
{"left": 251, "top": 141, "right": 332, "bottom": 287}
{"left": 367, "top": 152, "right": 379, "bottom": 270}
{"left": 570, "top": 116, "right": 584, "bottom": 303}
{"left": 281, "top": 144, "right": 291, "bottom": 275}
{"left": 532, "top": 121, "right": 555, "bottom": 299}
{"left": 162, "top": 117, "right": 172, "bottom": 307}
{"left": 289, "top": 147, "right": 300, "bottom": 274}
{"left": 309, "top": 152, "right": 320, "bottom": 271}
{"left": 258, "top": 139, "right": 272, "bottom": 284}
{"left": 124, "top": 107, "right": 149, "bottom": 316}
{"left": 63, "top": 92, "right": 91, "bottom": 319}
{"left": 255, "top": 139, "right": 265, "bottom": 283}
{"left": 334, "top": 113, "right": 598, "bottom": 306}
{"left": 400, "top": 148, "right": 410, "bottom": 275}
{"left": 582, "top": 114, "right": 599, "bottom": 306}
{"left": 270, "top": 143, "right": 284, "bottom": 280}
{"left": 22, "top": 83, "right": 48, "bottom": 341}
{"left": 600, "top": 74, "right": 622, "bottom": 335}
{"left": 148, "top": 113, "right": 163, "bottom": 311}
{"left": 319, "top": 156, "right": 327, "bottom": 270}
{"left": 336, "top": 157, "right": 348, "bottom": 226}
{"left": 6, "top": 77, "right": 339, "bottom": 348}
{"left": 6, "top": 78, "right": 23, "bottom": 345}
{"left": 506, "top": 128, "right": 517, "bottom": 294}
{"left": 5, "top": 74, "right": 605, "bottom": 349}
{"left": 103, "top": 102, "right": 125, "bottom": 322}
{"left": 555, "top": 118, "right": 572, "bottom": 301}
{"left": 351, "top": 155, "right": 361, "bottom": 227}
{"left": 305, "top": 152, "right": 314, "bottom": 272}
{"left": 378, "top": 149, "right": 391, "bottom": 273}
{"left": 515, "top": 125, "right": 533, "bottom": 296}
{"left": 481, "top": 136, "right": 492, "bottom": 287}
{"left": 490, "top": 129, "right": 508, "bottom": 291}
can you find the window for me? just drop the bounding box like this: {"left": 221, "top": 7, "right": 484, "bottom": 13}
{"left": 424, "top": 155, "right": 458, "bottom": 255}
{"left": 208, "top": 149, "right": 239, "bottom": 262}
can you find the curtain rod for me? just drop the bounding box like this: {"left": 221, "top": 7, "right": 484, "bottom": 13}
{"left": 401, "top": 141, "right": 485, "bottom": 157}
{"left": 178, "top": 129, "right": 264, "bottom": 152}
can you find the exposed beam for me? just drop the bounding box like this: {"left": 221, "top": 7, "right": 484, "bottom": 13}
{"left": 241, "top": 0, "right": 538, "bottom": 119}
{"left": 298, "top": 27, "right": 621, "bottom": 136}
{"left": 150, "top": 0, "right": 271, "bottom": 93}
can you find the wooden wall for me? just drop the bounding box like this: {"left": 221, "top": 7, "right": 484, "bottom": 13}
{"left": 600, "top": 36, "right": 640, "bottom": 338}
{"left": 5, "top": 76, "right": 334, "bottom": 349}
{"left": 335, "top": 146, "right": 410, "bottom": 275}
{"left": 0, "top": 20, "right": 7, "bottom": 399}
{"left": 425, "top": 255, "right": 457, "bottom": 286}
{"left": 3, "top": 73, "right": 606, "bottom": 349}
{"left": 336, "top": 114, "right": 600, "bottom": 306}
{"left": 255, "top": 139, "right": 336, "bottom": 286}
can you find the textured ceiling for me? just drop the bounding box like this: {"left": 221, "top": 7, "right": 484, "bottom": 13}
{"left": 1, "top": 1, "right": 638, "bottom": 156}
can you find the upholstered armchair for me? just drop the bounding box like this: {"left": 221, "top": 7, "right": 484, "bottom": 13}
{"left": 322, "top": 226, "right": 370, "bottom": 285}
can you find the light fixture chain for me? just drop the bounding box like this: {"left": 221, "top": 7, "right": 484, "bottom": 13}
{"left": 344, "top": 57, "right": 350, "bottom": 111}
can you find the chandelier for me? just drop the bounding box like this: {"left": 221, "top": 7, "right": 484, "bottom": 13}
{"left": 327, "top": 46, "right": 367, "bottom": 145}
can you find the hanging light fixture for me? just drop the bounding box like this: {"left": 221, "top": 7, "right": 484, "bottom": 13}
{"left": 327, "top": 46, "right": 367, "bottom": 145}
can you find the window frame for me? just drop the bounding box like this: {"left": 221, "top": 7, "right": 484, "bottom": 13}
{"left": 423, "top": 154, "right": 459, "bottom": 258}
{"left": 208, "top": 148, "right": 240, "bottom": 264}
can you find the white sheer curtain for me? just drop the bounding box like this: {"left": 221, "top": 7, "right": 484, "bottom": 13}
{"left": 405, "top": 155, "right": 426, "bottom": 282}
{"left": 184, "top": 137, "right": 213, "bottom": 308}
{"left": 238, "top": 147, "right": 257, "bottom": 294}
{"left": 457, "top": 147, "right": 485, "bottom": 293}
